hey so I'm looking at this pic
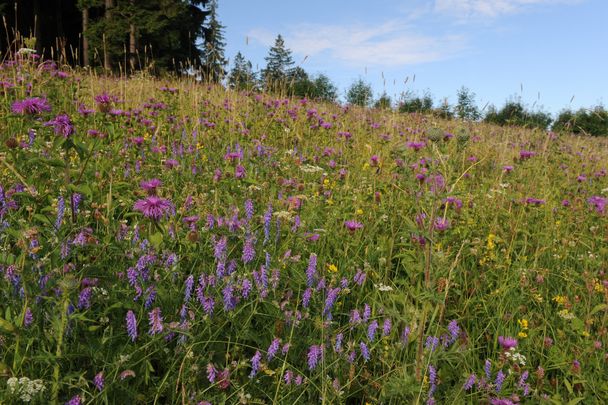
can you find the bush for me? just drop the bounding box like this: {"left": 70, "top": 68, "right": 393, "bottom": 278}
{"left": 553, "top": 106, "right": 608, "bottom": 136}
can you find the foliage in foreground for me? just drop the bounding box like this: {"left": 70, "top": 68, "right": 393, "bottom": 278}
{"left": 0, "top": 55, "right": 607, "bottom": 404}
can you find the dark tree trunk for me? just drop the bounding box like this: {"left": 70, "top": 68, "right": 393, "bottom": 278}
{"left": 104, "top": 0, "right": 113, "bottom": 71}
{"left": 129, "top": 0, "right": 135, "bottom": 71}
{"left": 82, "top": 7, "right": 89, "bottom": 66}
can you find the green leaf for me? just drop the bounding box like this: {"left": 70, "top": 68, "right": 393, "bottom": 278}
{"left": 590, "top": 304, "right": 607, "bottom": 316}
{"left": 564, "top": 378, "right": 573, "bottom": 394}
{"left": 566, "top": 398, "right": 586, "bottom": 405}
{"left": 570, "top": 317, "right": 585, "bottom": 332}
{"left": 150, "top": 232, "right": 163, "bottom": 249}
{"left": 0, "top": 318, "right": 15, "bottom": 333}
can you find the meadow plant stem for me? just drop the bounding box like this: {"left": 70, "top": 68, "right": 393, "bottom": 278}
{"left": 51, "top": 297, "right": 70, "bottom": 404}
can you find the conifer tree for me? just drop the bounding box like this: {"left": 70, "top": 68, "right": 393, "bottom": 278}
{"left": 201, "top": 0, "right": 226, "bottom": 82}
{"left": 228, "top": 51, "right": 256, "bottom": 90}
{"left": 261, "top": 34, "right": 294, "bottom": 89}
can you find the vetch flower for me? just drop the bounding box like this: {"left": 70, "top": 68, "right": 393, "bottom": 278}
{"left": 94, "top": 372, "right": 104, "bottom": 391}
{"left": 249, "top": 351, "right": 262, "bottom": 378}
{"left": 463, "top": 374, "right": 476, "bottom": 390}
{"left": 307, "top": 345, "right": 322, "bottom": 370}
{"left": 360, "top": 341, "right": 370, "bottom": 362}
{"left": 148, "top": 307, "right": 163, "bottom": 335}
{"left": 126, "top": 310, "right": 138, "bottom": 341}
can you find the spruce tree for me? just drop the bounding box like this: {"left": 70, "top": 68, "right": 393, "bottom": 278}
{"left": 261, "top": 34, "right": 294, "bottom": 89}
{"left": 201, "top": 0, "right": 226, "bottom": 82}
{"left": 228, "top": 51, "right": 256, "bottom": 90}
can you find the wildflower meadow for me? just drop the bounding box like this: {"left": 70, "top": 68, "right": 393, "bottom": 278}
{"left": 0, "top": 55, "right": 607, "bottom": 404}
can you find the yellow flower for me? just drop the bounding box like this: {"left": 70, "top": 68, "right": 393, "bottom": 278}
{"left": 356, "top": 208, "right": 364, "bottom": 215}
{"left": 552, "top": 295, "right": 568, "bottom": 305}
{"left": 594, "top": 280, "right": 605, "bottom": 293}
{"left": 487, "top": 233, "right": 496, "bottom": 250}
{"left": 327, "top": 264, "right": 338, "bottom": 273}
{"left": 326, "top": 199, "right": 334, "bottom": 206}
{"left": 518, "top": 331, "right": 528, "bottom": 338}
{"left": 323, "top": 178, "right": 330, "bottom": 186}
{"left": 363, "top": 163, "right": 370, "bottom": 170}
{"left": 518, "top": 319, "right": 529, "bottom": 330}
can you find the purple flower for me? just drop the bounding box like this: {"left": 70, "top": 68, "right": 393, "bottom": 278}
{"left": 78, "top": 287, "right": 92, "bottom": 309}
{"left": 306, "top": 253, "right": 317, "bottom": 287}
{"left": 495, "top": 370, "right": 505, "bottom": 392}
{"left": 463, "top": 374, "right": 476, "bottom": 390}
{"left": 503, "top": 165, "right": 514, "bottom": 172}
{"left": 126, "top": 310, "right": 138, "bottom": 341}
{"left": 11, "top": 97, "right": 51, "bottom": 115}
{"left": 65, "top": 395, "right": 82, "bottom": 405}
{"left": 184, "top": 275, "right": 194, "bottom": 303}
{"left": 335, "top": 333, "right": 343, "bottom": 353}
{"left": 249, "top": 350, "right": 262, "bottom": 378}
{"left": 484, "top": 359, "right": 492, "bottom": 380}
{"left": 24, "top": 307, "right": 33, "bottom": 327}
{"left": 368, "top": 320, "right": 379, "bottom": 342}
{"left": 519, "top": 150, "right": 536, "bottom": 160}
{"left": 363, "top": 303, "right": 371, "bottom": 322}
{"left": 235, "top": 165, "right": 246, "bottom": 179}
{"left": 407, "top": 141, "right": 426, "bottom": 151}
{"left": 425, "top": 335, "right": 439, "bottom": 352}
{"left": 344, "top": 220, "right": 363, "bottom": 232}
{"left": 263, "top": 204, "right": 273, "bottom": 244}
{"left": 133, "top": 196, "right": 175, "bottom": 220}
{"left": 45, "top": 114, "right": 74, "bottom": 138}
{"left": 55, "top": 195, "right": 65, "bottom": 230}
{"left": 587, "top": 196, "right": 607, "bottom": 214}
{"left": 222, "top": 284, "right": 237, "bottom": 311}
{"left": 307, "top": 345, "right": 322, "bottom": 370}
{"left": 428, "top": 364, "right": 437, "bottom": 396}
{"left": 148, "top": 307, "right": 163, "bottom": 335}
{"left": 302, "top": 288, "right": 312, "bottom": 308}
{"left": 267, "top": 338, "right": 280, "bottom": 361}
{"left": 447, "top": 320, "right": 460, "bottom": 343}
{"left": 323, "top": 287, "right": 341, "bottom": 318}
{"left": 525, "top": 197, "right": 545, "bottom": 206}
{"left": 206, "top": 364, "right": 217, "bottom": 383}
{"left": 383, "top": 318, "right": 392, "bottom": 336}
{"left": 140, "top": 179, "right": 162, "bottom": 195}
{"left": 360, "top": 341, "right": 370, "bottom": 362}
{"left": 401, "top": 326, "right": 411, "bottom": 344}
{"left": 433, "top": 217, "right": 450, "bottom": 232}
{"left": 94, "top": 371, "right": 104, "bottom": 391}
{"left": 244, "top": 199, "right": 254, "bottom": 220}
{"left": 498, "top": 336, "right": 518, "bottom": 351}
{"left": 242, "top": 235, "right": 256, "bottom": 264}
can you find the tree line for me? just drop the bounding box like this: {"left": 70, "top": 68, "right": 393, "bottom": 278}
{"left": 1, "top": 0, "right": 605, "bottom": 135}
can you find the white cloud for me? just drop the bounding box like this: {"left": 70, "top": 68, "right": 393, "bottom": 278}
{"left": 247, "top": 21, "right": 467, "bottom": 68}
{"left": 434, "top": 0, "right": 583, "bottom": 18}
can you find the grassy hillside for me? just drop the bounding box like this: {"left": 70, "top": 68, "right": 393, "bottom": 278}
{"left": 1, "top": 56, "right": 607, "bottom": 404}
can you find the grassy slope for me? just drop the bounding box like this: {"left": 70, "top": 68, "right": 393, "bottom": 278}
{"left": 0, "top": 60, "right": 607, "bottom": 404}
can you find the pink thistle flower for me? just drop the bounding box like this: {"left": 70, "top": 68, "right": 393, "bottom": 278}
{"left": 498, "top": 336, "right": 518, "bottom": 351}
{"left": 11, "top": 97, "right": 51, "bottom": 115}
{"left": 344, "top": 220, "right": 363, "bottom": 232}
{"left": 133, "top": 196, "right": 175, "bottom": 220}
{"left": 140, "top": 179, "right": 162, "bottom": 195}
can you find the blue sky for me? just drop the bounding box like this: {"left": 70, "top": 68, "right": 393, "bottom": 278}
{"left": 217, "top": 0, "right": 607, "bottom": 115}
